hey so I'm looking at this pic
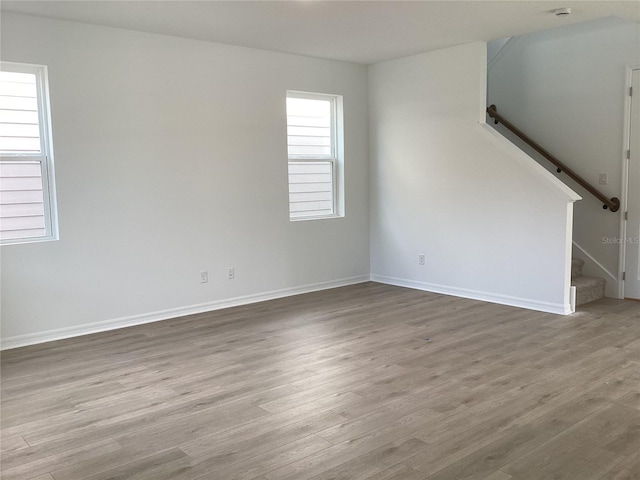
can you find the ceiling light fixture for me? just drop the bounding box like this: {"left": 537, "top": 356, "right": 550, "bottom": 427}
{"left": 551, "top": 7, "right": 572, "bottom": 17}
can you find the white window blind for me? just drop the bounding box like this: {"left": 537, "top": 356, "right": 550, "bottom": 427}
{"left": 286, "top": 92, "right": 341, "bottom": 220}
{"left": 288, "top": 161, "right": 334, "bottom": 219}
{"left": 0, "top": 63, "right": 58, "bottom": 244}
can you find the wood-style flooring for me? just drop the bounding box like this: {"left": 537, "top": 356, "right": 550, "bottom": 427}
{"left": 1, "top": 282, "right": 640, "bottom": 480}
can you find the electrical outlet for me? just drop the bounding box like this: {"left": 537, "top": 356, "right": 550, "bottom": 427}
{"left": 227, "top": 268, "right": 235, "bottom": 280}
{"left": 200, "top": 271, "right": 208, "bottom": 283}
{"left": 418, "top": 254, "right": 425, "bottom": 265}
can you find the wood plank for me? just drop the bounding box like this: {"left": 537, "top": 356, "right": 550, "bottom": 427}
{"left": 1, "top": 439, "right": 120, "bottom": 480}
{"left": 0, "top": 283, "right": 638, "bottom": 480}
{"left": 0, "top": 436, "right": 29, "bottom": 454}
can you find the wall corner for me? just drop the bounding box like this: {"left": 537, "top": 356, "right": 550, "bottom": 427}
{"left": 478, "top": 41, "right": 489, "bottom": 125}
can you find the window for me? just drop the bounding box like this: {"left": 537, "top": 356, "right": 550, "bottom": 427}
{"left": 0, "top": 62, "right": 58, "bottom": 244}
{"left": 286, "top": 91, "right": 343, "bottom": 220}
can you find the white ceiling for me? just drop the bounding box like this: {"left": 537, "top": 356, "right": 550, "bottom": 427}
{"left": 2, "top": 1, "right": 639, "bottom": 64}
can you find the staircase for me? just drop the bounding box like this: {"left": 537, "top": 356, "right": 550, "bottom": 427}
{"left": 571, "top": 258, "right": 606, "bottom": 306}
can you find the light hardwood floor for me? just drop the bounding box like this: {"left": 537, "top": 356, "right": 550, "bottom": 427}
{"left": 1, "top": 282, "right": 640, "bottom": 480}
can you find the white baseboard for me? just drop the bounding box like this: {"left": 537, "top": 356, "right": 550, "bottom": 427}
{"left": 0, "top": 275, "right": 370, "bottom": 351}
{"left": 370, "top": 274, "right": 571, "bottom": 315}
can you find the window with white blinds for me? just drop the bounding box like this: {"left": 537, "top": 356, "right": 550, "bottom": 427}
{"left": 286, "top": 92, "right": 343, "bottom": 220}
{"left": 0, "top": 63, "right": 58, "bottom": 244}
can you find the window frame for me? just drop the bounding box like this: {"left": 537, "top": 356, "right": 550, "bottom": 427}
{"left": 1, "top": 61, "right": 59, "bottom": 245}
{"left": 286, "top": 90, "right": 344, "bottom": 221}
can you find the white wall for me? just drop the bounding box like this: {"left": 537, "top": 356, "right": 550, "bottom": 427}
{"left": 369, "top": 42, "right": 580, "bottom": 314}
{"left": 0, "top": 13, "right": 370, "bottom": 347}
{"left": 488, "top": 17, "right": 640, "bottom": 295}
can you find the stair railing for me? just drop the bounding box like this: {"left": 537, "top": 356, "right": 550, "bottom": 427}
{"left": 487, "top": 104, "right": 620, "bottom": 212}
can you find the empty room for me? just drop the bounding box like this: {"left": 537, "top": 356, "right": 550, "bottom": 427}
{"left": 1, "top": 1, "right": 640, "bottom": 479}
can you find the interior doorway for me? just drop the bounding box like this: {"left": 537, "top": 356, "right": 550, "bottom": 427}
{"left": 624, "top": 69, "right": 640, "bottom": 300}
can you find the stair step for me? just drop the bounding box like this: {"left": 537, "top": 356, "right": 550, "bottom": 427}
{"left": 571, "top": 258, "right": 585, "bottom": 278}
{"left": 572, "top": 275, "right": 605, "bottom": 306}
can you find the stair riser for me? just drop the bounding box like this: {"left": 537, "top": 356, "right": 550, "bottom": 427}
{"left": 571, "top": 258, "right": 584, "bottom": 278}
{"left": 576, "top": 284, "right": 605, "bottom": 306}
